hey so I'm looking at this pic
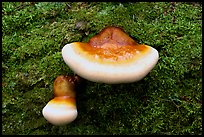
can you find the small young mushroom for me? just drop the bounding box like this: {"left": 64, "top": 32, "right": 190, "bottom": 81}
{"left": 62, "top": 26, "right": 159, "bottom": 84}
{"left": 42, "top": 75, "right": 80, "bottom": 126}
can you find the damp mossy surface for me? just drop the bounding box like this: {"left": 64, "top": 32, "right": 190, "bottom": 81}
{"left": 2, "top": 2, "right": 202, "bottom": 135}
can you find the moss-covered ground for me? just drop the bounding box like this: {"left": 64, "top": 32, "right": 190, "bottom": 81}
{"left": 2, "top": 2, "right": 202, "bottom": 135}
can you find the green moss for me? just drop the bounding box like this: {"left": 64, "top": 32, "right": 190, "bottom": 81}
{"left": 2, "top": 2, "right": 202, "bottom": 135}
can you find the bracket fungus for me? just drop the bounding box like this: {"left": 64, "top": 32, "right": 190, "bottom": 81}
{"left": 42, "top": 75, "right": 80, "bottom": 126}
{"left": 62, "top": 26, "right": 159, "bottom": 84}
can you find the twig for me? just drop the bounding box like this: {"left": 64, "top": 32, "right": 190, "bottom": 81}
{"left": 170, "top": 2, "right": 176, "bottom": 24}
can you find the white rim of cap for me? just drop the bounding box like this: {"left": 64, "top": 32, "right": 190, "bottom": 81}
{"left": 42, "top": 97, "right": 78, "bottom": 125}
{"left": 62, "top": 43, "right": 159, "bottom": 84}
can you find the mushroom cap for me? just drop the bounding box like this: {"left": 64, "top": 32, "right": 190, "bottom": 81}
{"left": 62, "top": 26, "right": 159, "bottom": 84}
{"left": 42, "top": 96, "right": 77, "bottom": 126}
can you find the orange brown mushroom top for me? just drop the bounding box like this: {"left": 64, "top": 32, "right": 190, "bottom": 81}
{"left": 71, "top": 26, "right": 150, "bottom": 65}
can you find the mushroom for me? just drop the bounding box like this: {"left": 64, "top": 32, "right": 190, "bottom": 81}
{"left": 62, "top": 26, "right": 159, "bottom": 84}
{"left": 42, "top": 75, "right": 80, "bottom": 126}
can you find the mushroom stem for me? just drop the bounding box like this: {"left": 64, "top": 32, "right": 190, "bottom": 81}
{"left": 42, "top": 75, "right": 81, "bottom": 126}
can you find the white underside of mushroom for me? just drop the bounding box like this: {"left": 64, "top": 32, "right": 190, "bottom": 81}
{"left": 62, "top": 43, "right": 159, "bottom": 84}
{"left": 42, "top": 100, "right": 78, "bottom": 125}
